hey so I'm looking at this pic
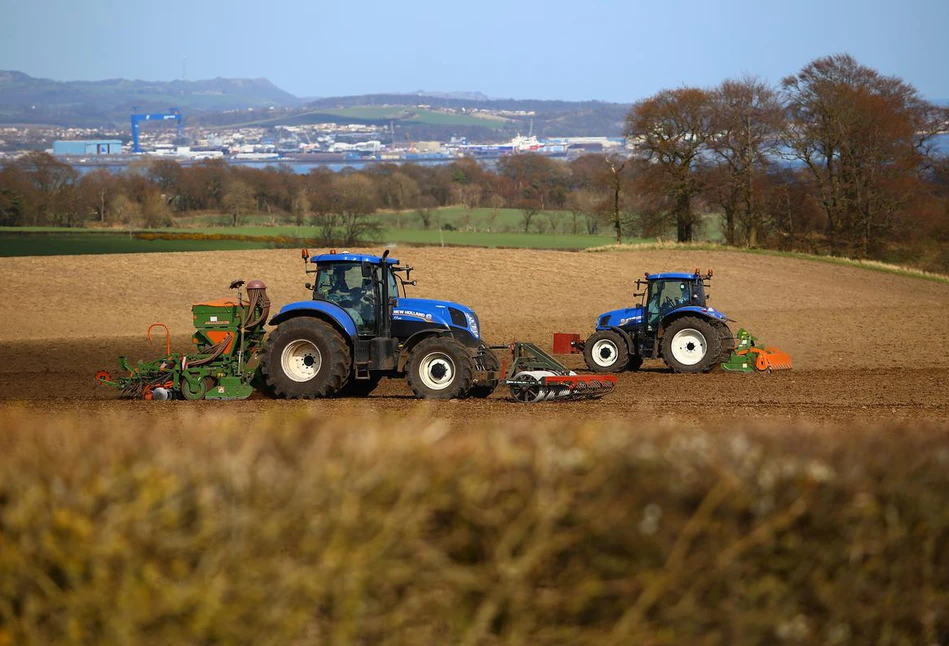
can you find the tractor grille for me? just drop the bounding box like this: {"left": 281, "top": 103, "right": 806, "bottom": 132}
{"left": 449, "top": 308, "right": 468, "bottom": 328}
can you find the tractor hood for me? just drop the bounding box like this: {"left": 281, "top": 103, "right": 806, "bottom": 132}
{"left": 392, "top": 297, "right": 481, "bottom": 339}
{"left": 596, "top": 306, "right": 645, "bottom": 330}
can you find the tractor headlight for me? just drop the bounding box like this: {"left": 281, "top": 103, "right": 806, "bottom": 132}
{"left": 466, "top": 312, "right": 480, "bottom": 339}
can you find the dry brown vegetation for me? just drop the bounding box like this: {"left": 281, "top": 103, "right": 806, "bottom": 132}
{"left": 1, "top": 411, "right": 948, "bottom": 644}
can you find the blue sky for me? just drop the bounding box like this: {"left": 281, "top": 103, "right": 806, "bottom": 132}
{"left": 2, "top": 0, "right": 947, "bottom": 102}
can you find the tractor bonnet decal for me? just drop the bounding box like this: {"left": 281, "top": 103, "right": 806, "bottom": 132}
{"left": 393, "top": 309, "right": 433, "bottom": 322}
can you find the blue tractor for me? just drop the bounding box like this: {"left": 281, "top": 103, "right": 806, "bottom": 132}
{"left": 580, "top": 270, "right": 736, "bottom": 374}
{"left": 260, "top": 249, "right": 501, "bottom": 399}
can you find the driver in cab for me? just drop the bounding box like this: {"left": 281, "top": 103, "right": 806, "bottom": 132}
{"left": 317, "top": 265, "right": 376, "bottom": 332}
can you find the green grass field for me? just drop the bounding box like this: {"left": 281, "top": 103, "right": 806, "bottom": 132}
{"left": 0, "top": 206, "right": 682, "bottom": 256}
{"left": 0, "top": 228, "right": 618, "bottom": 256}
{"left": 219, "top": 106, "right": 508, "bottom": 130}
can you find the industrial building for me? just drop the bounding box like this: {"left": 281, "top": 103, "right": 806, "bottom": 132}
{"left": 52, "top": 140, "right": 124, "bottom": 156}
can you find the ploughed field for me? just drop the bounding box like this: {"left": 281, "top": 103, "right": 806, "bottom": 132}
{"left": 1, "top": 247, "right": 948, "bottom": 427}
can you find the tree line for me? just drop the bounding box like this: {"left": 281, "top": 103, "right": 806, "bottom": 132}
{"left": 2, "top": 54, "right": 948, "bottom": 267}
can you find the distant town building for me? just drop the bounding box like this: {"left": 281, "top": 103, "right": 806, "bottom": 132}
{"left": 52, "top": 140, "right": 123, "bottom": 155}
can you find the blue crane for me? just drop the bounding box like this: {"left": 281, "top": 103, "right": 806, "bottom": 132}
{"left": 130, "top": 108, "right": 183, "bottom": 153}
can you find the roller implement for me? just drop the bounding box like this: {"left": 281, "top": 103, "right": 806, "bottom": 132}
{"left": 498, "top": 341, "right": 617, "bottom": 402}
{"left": 95, "top": 280, "right": 270, "bottom": 400}
{"left": 566, "top": 269, "right": 791, "bottom": 374}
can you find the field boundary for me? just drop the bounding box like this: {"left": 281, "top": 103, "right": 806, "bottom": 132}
{"left": 586, "top": 241, "right": 949, "bottom": 284}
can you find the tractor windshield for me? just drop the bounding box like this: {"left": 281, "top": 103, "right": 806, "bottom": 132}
{"left": 646, "top": 279, "right": 702, "bottom": 328}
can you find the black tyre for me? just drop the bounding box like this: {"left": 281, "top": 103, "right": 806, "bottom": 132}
{"left": 337, "top": 377, "right": 381, "bottom": 398}
{"left": 583, "top": 330, "right": 629, "bottom": 373}
{"left": 260, "top": 318, "right": 351, "bottom": 398}
{"left": 661, "top": 316, "right": 722, "bottom": 373}
{"left": 715, "top": 323, "right": 736, "bottom": 364}
{"left": 406, "top": 336, "right": 474, "bottom": 399}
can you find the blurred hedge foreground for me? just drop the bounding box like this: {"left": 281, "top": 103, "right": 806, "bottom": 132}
{"left": 1, "top": 410, "right": 948, "bottom": 645}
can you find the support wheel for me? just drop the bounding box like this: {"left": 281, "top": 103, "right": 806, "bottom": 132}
{"left": 661, "top": 317, "right": 722, "bottom": 373}
{"left": 180, "top": 376, "right": 213, "bottom": 401}
{"left": 406, "top": 337, "right": 474, "bottom": 399}
{"left": 583, "top": 330, "right": 629, "bottom": 373}
{"left": 260, "top": 318, "right": 351, "bottom": 398}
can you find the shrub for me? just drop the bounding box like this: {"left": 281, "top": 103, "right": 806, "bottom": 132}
{"left": 0, "top": 413, "right": 947, "bottom": 643}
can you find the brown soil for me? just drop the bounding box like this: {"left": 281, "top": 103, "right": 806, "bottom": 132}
{"left": 2, "top": 247, "right": 948, "bottom": 428}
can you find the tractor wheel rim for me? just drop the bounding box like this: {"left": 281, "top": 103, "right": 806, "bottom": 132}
{"left": 670, "top": 328, "right": 706, "bottom": 366}
{"left": 281, "top": 340, "right": 322, "bottom": 382}
{"left": 591, "top": 339, "right": 619, "bottom": 367}
{"left": 419, "top": 352, "right": 455, "bottom": 390}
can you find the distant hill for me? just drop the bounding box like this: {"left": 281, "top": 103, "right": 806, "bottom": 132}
{"left": 192, "top": 93, "right": 632, "bottom": 141}
{"left": 0, "top": 71, "right": 631, "bottom": 139}
{"left": 0, "top": 71, "right": 302, "bottom": 127}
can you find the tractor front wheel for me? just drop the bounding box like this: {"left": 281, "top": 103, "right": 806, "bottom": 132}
{"left": 583, "top": 330, "right": 629, "bottom": 373}
{"left": 406, "top": 337, "right": 474, "bottom": 399}
{"left": 261, "top": 318, "right": 351, "bottom": 398}
{"left": 661, "top": 317, "right": 722, "bottom": 373}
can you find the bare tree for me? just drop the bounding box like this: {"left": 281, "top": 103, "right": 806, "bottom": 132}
{"left": 333, "top": 174, "right": 381, "bottom": 245}
{"left": 782, "top": 53, "right": 946, "bottom": 255}
{"left": 223, "top": 179, "right": 255, "bottom": 227}
{"left": 625, "top": 88, "right": 712, "bottom": 242}
{"left": 604, "top": 156, "right": 627, "bottom": 243}
{"left": 707, "top": 76, "right": 785, "bottom": 246}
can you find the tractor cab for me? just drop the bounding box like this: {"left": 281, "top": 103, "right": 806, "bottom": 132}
{"left": 312, "top": 259, "right": 400, "bottom": 335}
{"left": 644, "top": 273, "right": 708, "bottom": 330}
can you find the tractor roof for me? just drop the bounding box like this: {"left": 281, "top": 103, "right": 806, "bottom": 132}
{"left": 648, "top": 272, "right": 699, "bottom": 281}
{"left": 311, "top": 253, "right": 399, "bottom": 265}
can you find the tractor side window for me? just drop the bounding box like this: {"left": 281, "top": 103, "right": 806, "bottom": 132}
{"left": 388, "top": 269, "right": 400, "bottom": 299}
{"left": 648, "top": 280, "right": 693, "bottom": 327}
{"left": 315, "top": 263, "right": 377, "bottom": 334}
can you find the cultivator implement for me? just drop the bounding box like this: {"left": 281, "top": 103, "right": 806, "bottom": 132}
{"left": 497, "top": 341, "right": 617, "bottom": 403}
{"left": 721, "top": 328, "right": 793, "bottom": 373}
{"left": 95, "top": 280, "right": 270, "bottom": 400}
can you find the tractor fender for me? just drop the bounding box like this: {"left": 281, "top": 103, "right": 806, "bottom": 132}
{"left": 269, "top": 301, "right": 358, "bottom": 341}
{"left": 660, "top": 306, "right": 728, "bottom": 328}
{"left": 396, "top": 327, "right": 452, "bottom": 372}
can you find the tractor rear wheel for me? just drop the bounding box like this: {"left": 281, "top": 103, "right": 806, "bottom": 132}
{"left": 261, "top": 318, "right": 351, "bottom": 398}
{"left": 583, "top": 330, "right": 629, "bottom": 373}
{"left": 406, "top": 337, "right": 474, "bottom": 399}
{"left": 661, "top": 317, "right": 722, "bottom": 373}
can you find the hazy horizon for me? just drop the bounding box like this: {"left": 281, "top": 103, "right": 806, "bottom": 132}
{"left": 2, "top": 0, "right": 948, "bottom": 103}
